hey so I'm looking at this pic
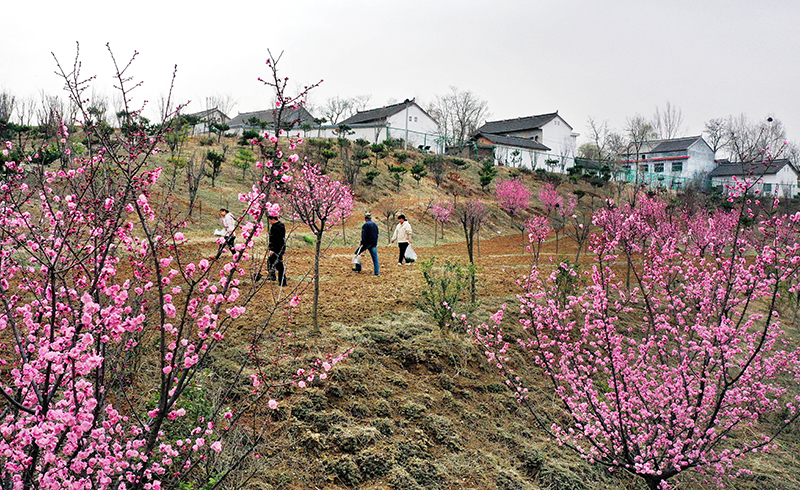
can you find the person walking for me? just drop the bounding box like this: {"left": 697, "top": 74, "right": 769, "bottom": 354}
{"left": 391, "top": 214, "right": 413, "bottom": 265}
{"left": 217, "top": 208, "right": 236, "bottom": 257}
{"left": 267, "top": 214, "right": 287, "bottom": 286}
{"left": 356, "top": 212, "right": 380, "bottom": 275}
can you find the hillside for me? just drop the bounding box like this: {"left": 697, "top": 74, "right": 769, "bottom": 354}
{"left": 5, "top": 125, "right": 800, "bottom": 490}
{"left": 162, "top": 134, "right": 800, "bottom": 490}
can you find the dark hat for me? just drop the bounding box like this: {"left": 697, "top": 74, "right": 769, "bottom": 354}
{"left": 268, "top": 215, "right": 279, "bottom": 220}
{"left": 397, "top": 214, "right": 406, "bottom": 220}
{"left": 364, "top": 212, "right": 372, "bottom": 219}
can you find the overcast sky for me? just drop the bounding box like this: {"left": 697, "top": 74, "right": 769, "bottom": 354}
{"left": 3, "top": 0, "right": 799, "bottom": 146}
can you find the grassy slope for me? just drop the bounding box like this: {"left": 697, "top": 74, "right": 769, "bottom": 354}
{"left": 162, "top": 136, "right": 800, "bottom": 490}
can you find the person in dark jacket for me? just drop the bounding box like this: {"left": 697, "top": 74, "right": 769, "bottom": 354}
{"left": 356, "top": 212, "right": 380, "bottom": 275}
{"left": 267, "top": 215, "right": 287, "bottom": 286}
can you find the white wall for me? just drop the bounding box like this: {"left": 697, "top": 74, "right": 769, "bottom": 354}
{"left": 311, "top": 104, "right": 442, "bottom": 152}
{"left": 711, "top": 166, "right": 798, "bottom": 198}
{"left": 493, "top": 145, "right": 548, "bottom": 170}
{"left": 540, "top": 116, "right": 577, "bottom": 170}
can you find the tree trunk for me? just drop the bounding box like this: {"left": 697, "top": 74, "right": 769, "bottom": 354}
{"left": 312, "top": 233, "right": 322, "bottom": 334}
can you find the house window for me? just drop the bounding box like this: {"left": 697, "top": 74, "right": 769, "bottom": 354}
{"left": 641, "top": 154, "right": 646, "bottom": 160}
{"left": 409, "top": 116, "right": 412, "bottom": 121}
{"left": 672, "top": 162, "right": 683, "bottom": 173}
{"left": 654, "top": 163, "right": 664, "bottom": 173}
{"left": 414, "top": 117, "right": 418, "bottom": 122}
{"left": 763, "top": 183, "right": 773, "bottom": 194}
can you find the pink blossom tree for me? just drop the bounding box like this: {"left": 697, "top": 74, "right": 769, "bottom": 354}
{"left": 524, "top": 215, "right": 550, "bottom": 265}
{"left": 470, "top": 193, "right": 800, "bottom": 490}
{"left": 429, "top": 200, "right": 454, "bottom": 245}
{"left": 538, "top": 183, "right": 574, "bottom": 255}
{"left": 0, "top": 45, "right": 344, "bottom": 490}
{"left": 495, "top": 178, "right": 531, "bottom": 250}
{"left": 283, "top": 162, "right": 354, "bottom": 333}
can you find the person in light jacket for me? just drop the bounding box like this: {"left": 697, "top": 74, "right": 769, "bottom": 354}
{"left": 217, "top": 208, "right": 236, "bottom": 257}
{"left": 391, "top": 214, "right": 413, "bottom": 265}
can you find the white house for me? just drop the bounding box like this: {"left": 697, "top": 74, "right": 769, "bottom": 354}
{"left": 226, "top": 106, "right": 317, "bottom": 136}
{"left": 184, "top": 108, "right": 230, "bottom": 134}
{"left": 473, "top": 112, "right": 578, "bottom": 171}
{"left": 326, "top": 99, "right": 440, "bottom": 152}
{"left": 709, "top": 159, "right": 799, "bottom": 197}
{"left": 620, "top": 136, "right": 716, "bottom": 189}
{"left": 472, "top": 132, "right": 552, "bottom": 170}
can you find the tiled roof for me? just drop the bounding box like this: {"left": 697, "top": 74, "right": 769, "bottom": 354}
{"left": 474, "top": 132, "right": 551, "bottom": 152}
{"left": 709, "top": 158, "right": 795, "bottom": 177}
{"left": 339, "top": 99, "right": 415, "bottom": 126}
{"left": 185, "top": 108, "right": 229, "bottom": 120}
{"left": 228, "top": 106, "right": 316, "bottom": 128}
{"left": 477, "top": 112, "right": 562, "bottom": 134}
{"left": 650, "top": 136, "right": 705, "bottom": 153}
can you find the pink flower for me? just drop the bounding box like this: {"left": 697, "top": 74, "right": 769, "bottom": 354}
{"left": 211, "top": 441, "right": 222, "bottom": 453}
{"left": 268, "top": 399, "right": 278, "bottom": 410}
{"left": 289, "top": 296, "right": 301, "bottom": 307}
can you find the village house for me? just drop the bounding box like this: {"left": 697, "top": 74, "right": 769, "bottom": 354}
{"left": 325, "top": 99, "right": 440, "bottom": 151}
{"left": 709, "top": 158, "right": 799, "bottom": 198}
{"left": 471, "top": 132, "right": 552, "bottom": 169}
{"left": 620, "top": 135, "right": 716, "bottom": 189}
{"left": 472, "top": 112, "right": 578, "bottom": 171}
{"left": 184, "top": 107, "right": 230, "bottom": 134}
{"left": 226, "top": 106, "right": 317, "bottom": 136}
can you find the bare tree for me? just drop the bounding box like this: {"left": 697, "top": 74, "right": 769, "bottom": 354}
{"left": 350, "top": 94, "right": 371, "bottom": 113}
{"left": 322, "top": 95, "right": 370, "bottom": 125}
{"left": 625, "top": 115, "right": 656, "bottom": 160}
{"left": 17, "top": 96, "right": 37, "bottom": 126}
{"left": 624, "top": 115, "right": 657, "bottom": 194}
{"left": 323, "top": 96, "right": 350, "bottom": 125}
{"left": 36, "top": 92, "right": 69, "bottom": 138}
{"left": 204, "top": 93, "right": 236, "bottom": 117}
{"left": 703, "top": 117, "right": 728, "bottom": 156}
{"left": 0, "top": 91, "right": 16, "bottom": 124}
{"left": 428, "top": 86, "right": 490, "bottom": 153}
{"left": 652, "top": 101, "right": 684, "bottom": 139}
{"left": 378, "top": 199, "right": 400, "bottom": 244}
{"left": 582, "top": 117, "right": 625, "bottom": 176}
{"left": 726, "top": 113, "right": 792, "bottom": 163}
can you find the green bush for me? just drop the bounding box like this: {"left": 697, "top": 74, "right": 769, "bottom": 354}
{"left": 364, "top": 169, "right": 381, "bottom": 185}
{"left": 416, "top": 258, "right": 475, "bottom": 331}
{"left": 325, "top": 456, "right": 362, "bottom": 486}
{"left": 356, "top": 450, "right": 394, "bottom": 479}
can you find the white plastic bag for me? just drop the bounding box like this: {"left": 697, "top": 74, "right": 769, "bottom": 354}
{"left": 213, "top": 228, "right": 225, "bottom": 236}
{"left": 404, "top": 245, "right": 417, "bottom": 263}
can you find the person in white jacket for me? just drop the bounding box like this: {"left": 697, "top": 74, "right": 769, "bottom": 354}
{"left": 217, "top": 208, "right": 237, "bottom": 257}
{"left": 390, "top": 214, "right": 413, "bottom": 265}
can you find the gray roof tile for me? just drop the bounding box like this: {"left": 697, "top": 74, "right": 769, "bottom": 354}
{"left": 709, "top": 158, "right": 794, "bottom": 177}
{"left": 477, "top": 112, "right": 562, "bottom": 134}
{"left": 474, "top": 132, "right": 551, "bottom": 151}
